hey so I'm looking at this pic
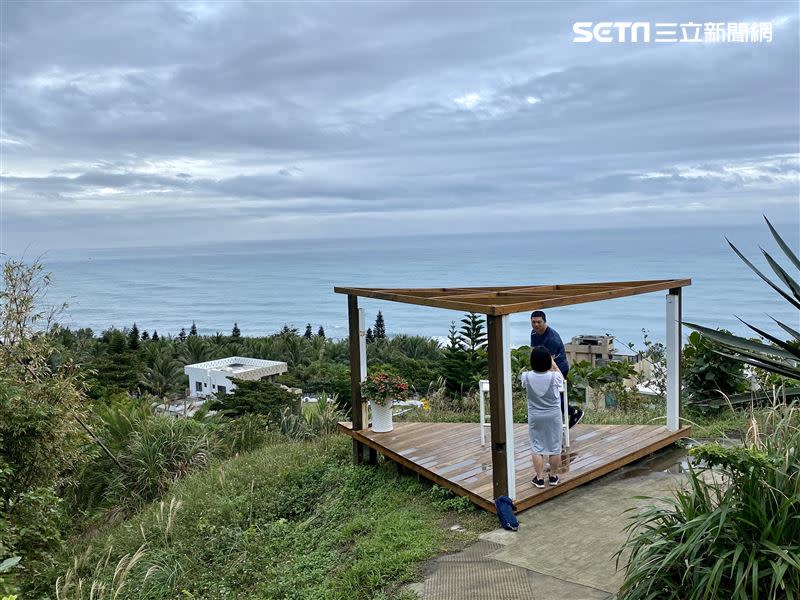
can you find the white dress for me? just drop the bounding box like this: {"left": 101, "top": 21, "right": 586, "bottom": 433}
{"left": 519, "top": 370, "right": 563, "bottom": 455}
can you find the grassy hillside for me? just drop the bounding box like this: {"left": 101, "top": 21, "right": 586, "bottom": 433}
{"left": 38, "top": 434, "right": 494, "bottom": 600}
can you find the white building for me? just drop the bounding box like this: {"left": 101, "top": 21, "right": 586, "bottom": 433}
{"left": 184, "top": 356, "right": 288, "bottom": 398}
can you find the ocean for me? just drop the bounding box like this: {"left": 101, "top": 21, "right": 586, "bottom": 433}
{"left": 34, "top": 223, "right": 800, "bottom": 350}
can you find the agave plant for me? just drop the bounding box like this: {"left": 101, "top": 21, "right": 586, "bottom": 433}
{"left": 685, "top": 216, "right": 800, "bottom": 383}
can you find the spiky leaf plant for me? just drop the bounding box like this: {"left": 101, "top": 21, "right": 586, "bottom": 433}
{"left": 685, "top": 216, "right": 799, "bottom": 382}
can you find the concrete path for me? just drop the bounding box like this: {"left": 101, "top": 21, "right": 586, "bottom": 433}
{"left": 407, "top": 448, "right": 687, "bottom": 599}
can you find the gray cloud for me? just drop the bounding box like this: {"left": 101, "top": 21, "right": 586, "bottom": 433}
{"left": 1, "top": 1, "right": 798, "bottom": 252}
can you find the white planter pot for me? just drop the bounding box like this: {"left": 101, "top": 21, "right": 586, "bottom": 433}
{"left": 369, "top": 399, "right": 394, "bottom": 433}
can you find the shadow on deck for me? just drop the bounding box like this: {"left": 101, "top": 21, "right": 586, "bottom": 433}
{"left": 338, "top": 421, "right": 691, "bottom": 513}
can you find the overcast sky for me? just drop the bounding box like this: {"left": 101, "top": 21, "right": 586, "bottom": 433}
{"left": 2, "top": 1, "right": 798, "bottom": 253}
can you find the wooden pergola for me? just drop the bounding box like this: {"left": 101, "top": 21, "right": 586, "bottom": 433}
{"left": 335, "top": 279, "right": 691, "bottom": 511}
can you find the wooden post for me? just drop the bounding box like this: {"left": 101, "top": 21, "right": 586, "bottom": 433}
{"left": 487, "top": 314, "right": 509, "bottom": 500}
{"left": 348, "top": 295, "right": 368, "bottom": 463}
{"left": 666, "top": 288, "right": 682, "bottom": 431}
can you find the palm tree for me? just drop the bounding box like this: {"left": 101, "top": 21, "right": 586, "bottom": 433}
{"left": 140, "top": 354, "right": 184, "bottom": 398}
{"left": 685, "top": 216, "right": 800, "bottom": 383}
{"left": 180, "top": 335, "right": 211, "bottom": 365}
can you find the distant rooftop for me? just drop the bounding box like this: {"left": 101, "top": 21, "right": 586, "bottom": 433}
{"left": 184, "top": 356, "right": 288, "bottom": 380}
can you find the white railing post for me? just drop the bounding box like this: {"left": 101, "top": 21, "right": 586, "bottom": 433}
{"left": 501, "top": 316, "right": 516, "bottom": 500}
{"left": 359, "top": 308, "right": 367, "bottom": 383}
{"left": 479, "top": 380, "right": 488, "bottom": 446}
{"left": 666, "top": 291, "right": 681, "bottom": 431}
{"left": 562, "top": 379, "right": 570, "bottom": 448}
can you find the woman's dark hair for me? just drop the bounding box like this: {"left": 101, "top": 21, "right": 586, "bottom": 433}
{"left": 530, "top": 345, "right": 552, "bottom": 373}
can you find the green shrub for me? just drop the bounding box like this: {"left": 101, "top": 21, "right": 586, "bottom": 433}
{"left": 209, "top": 378, "right": 297, "bottom": 420}
{"left": 0, "top": 259, "right": 89, "bottom": 588}
{"left": 214, "top": 413, "right": 272, "bottom": 456}
{"left": 617, "top": 405, "right": 800, "bottom": 599}
{"left": 73, "top": 404, "right": 214, "bottom": 511}
{"left": 108, "top": 416, "right": 213, "bottom": 506}
{"left": 683, "top": 330, "right": 749, "bottom": 412}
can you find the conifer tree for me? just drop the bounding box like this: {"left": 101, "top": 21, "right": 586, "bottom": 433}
{"left": 459, "top": 312, "right": 487, "bottom": 353}
{"left": 178, "top": 327, "right": 187, "bottom": 342}
{"left": 374, "top": 311, "right": 386, "bottom": 339}
{"left": 442, "top": 321, "right": 470, "bottom": 395}
{"left": 128, "top": 323, "right": 140, "bottom": 351}
{"left": 189, "top": 321, "right": 198, "bottom": 336}
{"left": 141, "top": 330, "right": 150, "bottom": 341}
{"left": 152, "top": 330, "right": 160, "bottom": 341}
{"left": 304, "top": 323, "right": 313, "bottom": 340}
{"left": 317, "top": 326, "right": 326, "bottom": 339}
{"left": 366, "top": 327, "right": 374, "bottom": 343}
{"left": 232, "top": 322, "right": 241, "bottom": 338}
{"left": 109, "top": 330, "right": 127, "bottom": 354}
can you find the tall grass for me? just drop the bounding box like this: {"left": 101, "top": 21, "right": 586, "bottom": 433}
{"left": 38, "top": 435, "right": 493, "bottom": 599}
{"left": 617, "top": 405, "right": 800, "bottom": 599}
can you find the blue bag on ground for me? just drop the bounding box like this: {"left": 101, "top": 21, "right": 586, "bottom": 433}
{"left": 494, "top": 495, "right": 518, "bottom": 531}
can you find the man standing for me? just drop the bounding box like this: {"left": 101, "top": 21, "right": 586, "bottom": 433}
{"left": 530, "top": 310, "right": 584, "bottom": 428}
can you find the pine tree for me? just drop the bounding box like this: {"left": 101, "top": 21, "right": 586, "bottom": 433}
{"left": 232, "top": 322, "right": 241, "bottom": 338}
{"left": 317, "top": 326, "right": 326, "bottom": 339}
{"left": 374, "top": 311, "right": 386, "bottom": 339}
{"left": 141, "top": 330, "right": 150, "bottom": 341}
{"left": 189, "top": 322, "right": 198, "bottom": 336}
{"left": 178, "top": 328, "right": 187, "bottom": 342}
{"left": 458, "top": 312, "right": 488, "bottom": 389}
{"left": 152, "top": 330, "right": 160, "bottom": 342}
{"left": 109, "top": 331, "right": 127, "bottom": 354}
{"left": 459, "top": 312, "right": 487, "bottom": 353}
{"left": 442, "top": 321, "right": 470, "bottom": 395}
{"left": 366, "top": 327, "right": 374, "bottom": 343}
{"left": 128, "top": 323, "right": 140, "bottom": 351}
{"left": 304, "top": 323, "right": 313, "bottom": 340}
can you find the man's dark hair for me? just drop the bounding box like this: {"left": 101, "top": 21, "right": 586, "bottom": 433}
{"left": 530, "top": 310, "right": 547, "bottom": 322}
{"left": 530, "top": 345, "right": 552, "bottom": 372}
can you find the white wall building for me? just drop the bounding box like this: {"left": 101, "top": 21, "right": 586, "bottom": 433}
{"left": 184, "top": 356, "right": 288, "bottom": 398}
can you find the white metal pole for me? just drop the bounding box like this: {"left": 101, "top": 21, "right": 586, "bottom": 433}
{"left": 501, "top": 316, "right": 516, "bottom": 500}
{"left": 563, "top": 379, "right": 570, "bottom": 448}
{"left": 479, "top": 383, "right": 486, "bottom": 447}
{"left": 666, "top": 293, "right": 680, "bottom": 431}
{"left": 358, "top": 309, "right": 367, "bottom": 383}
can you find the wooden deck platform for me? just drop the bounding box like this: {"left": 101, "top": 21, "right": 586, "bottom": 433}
{"left": 338, "top": 421, "right": 690, "bottom": 513}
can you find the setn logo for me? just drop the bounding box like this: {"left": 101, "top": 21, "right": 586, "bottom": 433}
{"left": 573, "top": 22, "right": 651, "bottom": 43}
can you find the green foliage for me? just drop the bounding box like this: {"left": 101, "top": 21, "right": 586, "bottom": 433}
{"left": 214, "top": 414, "right": 273, "bottom": 456}
{"left": 85, "top": 352, "right": 144, "bottom": 400}
{"left": 373, "top": 310, "right": 386, "bottom": 339}
{"left": 683, "top": 330, "right": 748, "bottom": 411}
{"left": 127, "top": 323, "right": 140, "bottom": 351}
{"left": 139, "top": 351, "right": 185, "bottom": 398}
{"left": 686, "top": 216, "right": 800, "bottom": 388}
{"left": 0, "top": 258, "right": 88, "bottom": 587}
{"left": 441, "top": 315, "right": 488, "bottom": 396}
{"left": 566, "top": 359, "right": 641, "bottom": 410}
{"left": 279, "top": 394, "right": 346, "bottom": 440}
{"left": 291, "top": 362, "right": 352, "bottom": 409}
{"left": 38, "top": 436, "right": 493, "bottom": 599}
{"left": 617, "top": 405, "right": 800, "bottom": 600}
{"left": 209, "top": 378, "right": 297, "bottom": 420}
{"left": 74, "top": 402, "right": 214, "bottom": 510}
